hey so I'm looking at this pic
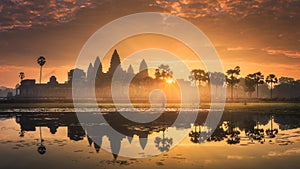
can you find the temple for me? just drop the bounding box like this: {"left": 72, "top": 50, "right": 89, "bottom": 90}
{"left": 14, "top": 49, "right": 160, "bottom": 101}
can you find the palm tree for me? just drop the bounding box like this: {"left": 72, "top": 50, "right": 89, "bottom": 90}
{"left": 251, "top": 72, "right": 264, "bottom": 98}
{"left": 265, "top": 74, "right": 278, "bottom": 99}
{"left": 208, "top": 72, "right": 226, "bottom": 97}
{"left": 37, "top": 56, "right": 46, "bottom": 83}
{"left": 155, "top": 64, "right": 173, "bottom": 81}
{"left": 154, "top": 68, "right": 161, "bottom": 79}
{"left": 19, "top": 72, "right": 25, "bottom": 82}
{"left": 226, "top": 66, "right": 240, "bottom": 101}
{"left": 189, "top": 69, "right": 209, "bottom": 86}
{"left": 244, "top": 74, "right": 256, "bottom": 98}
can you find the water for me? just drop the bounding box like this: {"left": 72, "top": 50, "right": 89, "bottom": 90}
{"left": 0, "top": 110, "right": 299, "bottom": 169}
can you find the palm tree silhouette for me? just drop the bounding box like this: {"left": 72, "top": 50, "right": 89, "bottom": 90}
{"left": 226, "top": 66, "right": 240, "bottom": 101}
{"left": 189, "top": 69, "right": 209, "bottom": 86}
{"left": 155, "top": 64, "right": 173, "bottom": 81}
{"left": 251, "top": 72, "right": 264, "bottom": 98}
{"left": 36, "top": 56, "right": 46, "bottom": 154}
{"left": 208, "top": 72, "right": 226, "bottom": 98}
{"left": 244, "top": 74, "right": 256, "bottom": 98}
{"left": 265, "top": 74, "right": 278, "bottom": 99}
{"left": 37, "top": 56, "right": 46, "bottom": 83}
{"left": 19, "top": 72, "right": 25, "bottom": 82}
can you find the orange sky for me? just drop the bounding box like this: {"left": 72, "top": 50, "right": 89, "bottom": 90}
{"left": 0, "top": 0, "right": 299, "bottom": 88}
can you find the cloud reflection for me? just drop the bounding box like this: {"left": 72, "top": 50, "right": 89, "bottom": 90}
{"left": 265, "top": 148, "right": 300, "bottom": 157}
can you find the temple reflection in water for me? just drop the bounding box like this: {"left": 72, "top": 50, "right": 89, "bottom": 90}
{"left": 2, "top": 111, "right": 298, "bottom": 160}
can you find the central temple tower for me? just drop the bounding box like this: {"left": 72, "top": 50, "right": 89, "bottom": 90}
{"left": 107, "top": 49, "right": 121, "bottom": 76}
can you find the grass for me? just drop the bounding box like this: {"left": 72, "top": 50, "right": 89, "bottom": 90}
{"left": 0, "top": 102, "right": 299, "bottom": 113}
{"left": 223, "top": 102, "right": 300, "bottom": 113}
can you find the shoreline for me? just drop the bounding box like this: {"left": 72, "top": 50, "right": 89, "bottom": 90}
{"left": 0, "top": 102, "right": 299, "bottom": 113}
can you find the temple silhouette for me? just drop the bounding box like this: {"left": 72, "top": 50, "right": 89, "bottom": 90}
{"left": 14, "top": 49, "right": 190, "bottom": 101}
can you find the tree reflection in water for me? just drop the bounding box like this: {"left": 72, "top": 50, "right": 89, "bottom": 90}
{"left": 189, "top": 115, "right": 280, "bottom": 145}
{"left": 266, "top": 116, "right": 278, "bottom": 139}
{"left": 37, "top": 126, "right": 46, "bottom": 155}
{"left": 19, "top": 130, "right": 25, "bottom": 137}
{"left": 207, "top": 123, "right": 228, "bottom": 142}
{"left": 189, "top": 125, "right": 201, "bottom": 143}
{"left": 11, "top": 111, "right": 291, "bottom": 159}
{"left": 154, "top": 128, "right": 173, "bottom": 152}
{"left": 226, "top": 121, "right": 241, "bottom": 145}
{"left": 245, "top": 115, "right": 265, "bottom": 144}
{"left": 189, "top": 122, "right": 230, "bottom": 144}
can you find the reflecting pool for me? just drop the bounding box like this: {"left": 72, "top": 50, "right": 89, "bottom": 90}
{"left": 0, "top": 110, "right": 299, "bottom": 169}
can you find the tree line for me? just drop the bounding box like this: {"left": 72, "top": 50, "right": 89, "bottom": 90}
{"left": 17, "top": 55, "right": 299, "bottom": 100}
{"left": 154, "top": 64, "right": 300, "bottom": 100}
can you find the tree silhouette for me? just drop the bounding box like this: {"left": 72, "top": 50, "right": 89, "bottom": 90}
{"left": 19, "top": 72, "right": 25, "bottom": 82}
{"left": 208, "top": 72, "right": 226, "bottom": 86}
{"left": 244, "top": 74, "right": 256, "bottom": 98}
{"left": 208, "top": 72, "right": 226, "bottom": 98}
{"left": 155, "top": 64, "right": 173, "bottom": 81}
{"left": 251, "top": 72, "right": 264, "bottom": 98}
{"left": 279, "top": 77, "right": 295, "bottom": 84}
{"left": 226, "top": 66, "right": 240, "bottom": 101}
{"left": 189, "top": 69, "right": 209, "bottom": 86}
{"left": 37, "top": 56, "right": 46, "bottom": 84}
{"left": 274, "top": 77, "right": 297, "bottom": 98}
{"left": 36, "top": 56, "right": 47, "bottom": 155}
{"left": 266, "top": 74, "right": 278, "bottom": 99}
{"left": 154, "top": 68, "right": 161, "bottom": 79}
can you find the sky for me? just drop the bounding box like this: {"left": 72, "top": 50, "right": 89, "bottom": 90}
{"left": 0, "top": 0, "right": 299, "bottom": 88}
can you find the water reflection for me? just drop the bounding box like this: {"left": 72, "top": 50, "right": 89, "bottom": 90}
{"left": 0, "top": 111, "right": 299, "bottom": 160}
{"left": 189, "top": 114, "right": 285, "bottom": 145}
{"left": 154, "top": 129, "right": 173, "bottom": 152}
{"left": 37, "top": 126, "right": 46, "bottom": 155}
{"left": 266, "top": 116, "right": 279, "bottom": 138}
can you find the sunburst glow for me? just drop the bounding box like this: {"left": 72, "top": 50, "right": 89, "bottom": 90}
{"left": 166, "top": 78, "right": 174, "bottom": 84}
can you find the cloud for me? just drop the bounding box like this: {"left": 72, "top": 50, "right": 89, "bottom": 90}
{"left": 0, "top": 65, "right": 27, "bottom": 73}
{"left": 227, "top": 155, "right": 243, "bottom": 160}
{"left": 0, "top": 0, "right": 96, "bottom": 32}
{"left": 0, "top": 0, "right": 299, "bottom": 86}
{"left": 263, "top": 48, "right": 300, "bottom": 59}
{"left": 150, "top": 0, "right": 300, "bottom": 19}
{"left": 227, "top": 47, "right": 255, "bottom": 51}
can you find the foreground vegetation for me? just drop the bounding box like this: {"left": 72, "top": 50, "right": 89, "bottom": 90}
{"left": 0, "top": 102, "right": 299, "bottom": 114}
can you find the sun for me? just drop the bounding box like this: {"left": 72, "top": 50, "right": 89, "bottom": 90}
{"left": 166, "top": 78, "right": 174, "bottom": 84}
